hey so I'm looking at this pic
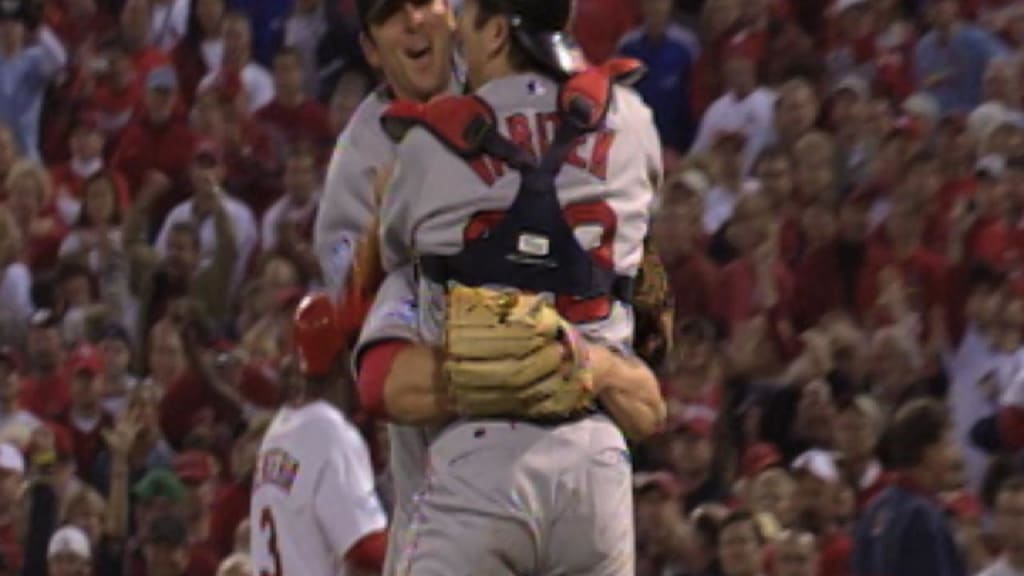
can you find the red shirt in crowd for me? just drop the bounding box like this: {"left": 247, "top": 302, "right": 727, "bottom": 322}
{"left": 59, "top": 410, "right": 114, "bottom": 482}
{"left": 159, "top": 368, "right": 278, "bottom": 449}
{"left": 717, "top": 256, "right": 795, "bottom": 332}
{"left": 208, "top": 477, "right": 252, "bottom": 556}
{"left": 0, "top": 520, "right": 21, "bottom": 575}
{"left": 19, "top": 371, "right": 71, "bottom": 421}
{"left": 792, "top": 242, "right": 846, "bottom": 331}
{"left": 572, "top": 0, "right": 641, "bottom": 65}
{"left": 254, "top": 99, "right": 335, "bottom": 159}
{"left": 665, "top": 252, "right": 720, "bottom": 321}
{"left": 111, "top": 116, "right": 197, "bottom": 223}
{"left": 857, "top": 239, "right": 950, "bottom": 328}
{"left": 50, "top": 165, "right": 132, "bottom": 210}
{"left": 820, "top": 530, "right": 854, "bottom": 576}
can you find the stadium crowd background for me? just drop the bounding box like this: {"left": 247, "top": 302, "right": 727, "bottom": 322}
{"left": 0, "top": 0, "right": 1022, "bottom": 574}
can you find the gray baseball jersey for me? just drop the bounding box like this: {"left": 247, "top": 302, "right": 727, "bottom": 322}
{"left": 379, "top": 71, "right": 662, "bottom": 575}
{"left": 315, "top": 88, "right": 394, "bottom": 299}
{"left": 353, "top": 264, "right": 441, "bottom": 576}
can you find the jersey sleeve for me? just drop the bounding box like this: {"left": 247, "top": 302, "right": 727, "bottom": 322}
{"left": 379, "top": 131, "right": 431, "bottom": 273}
{"left": 312, "top": 425, "right": 388, "bottom": 560}
{"left": 315, "top": 99, "right": 392, "bottom": 299}
{"left": 353, "top": 265, "right": 420, "bottom": 367}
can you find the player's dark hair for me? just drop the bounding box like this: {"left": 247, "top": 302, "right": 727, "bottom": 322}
{"left": 473, "top": 0, "right": 539, "bottom": 75}
{"left": 719, "top": 509, "right": 763, "bottom": 545}
{"left": 882, "top": 398, "right": 949, "bottom": 470}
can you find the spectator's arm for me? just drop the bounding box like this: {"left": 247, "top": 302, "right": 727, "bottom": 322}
{"left": 101, "top": 412, "right": 139, "bottom": 543}
{"left": 34, "top": 25, "right": 67, "bottom": 80}
{"left": 19, "top": 480, "right": 59, "bottom": 576}
{"left": 207, "top": 197, "right": 239, "bottom": 284}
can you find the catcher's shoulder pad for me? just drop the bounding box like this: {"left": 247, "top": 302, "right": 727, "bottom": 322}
{"left": 380, "top": 95, "right": 497, "bottom": 158}
{"left": 559, "top": 58, "right": 647, "bottom": 132}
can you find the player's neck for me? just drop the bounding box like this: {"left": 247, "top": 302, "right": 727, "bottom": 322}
{"left": 470, "top": 58, "right": 520, "bottom": 92}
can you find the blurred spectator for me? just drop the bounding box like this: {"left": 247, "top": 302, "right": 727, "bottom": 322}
{"left": 6, "top": 159, "right": 68, "bottom": 272}
{"left": 691, "top": 30, "right": 776, "bottom": 174}
{"left": 19, "top": 311, "right": 70, "bottom": 420}
{"left": 772, "top": 78, "right": 820, "bottom": 157}
{"left": 853, "top": 399, "right": 965, "bottom": 576}
{"left": 150, "top": 0, "right": 190, "bottom": 52}
{"left": 325, "top": 64, "right": 372, "bottom": 135}
{"left": 573, "top": 0, "right": 641, "bottom": 65}
{"left": 51, "top": 112, "right": 128, "bottom": 226}
{"left": 0, "top": 208, "right": 32, "bottom": 341}
{"left": 111, "top": 66, "right": 197, "bottom": 225}
{"left": 173, "top": 451, "right": 220, "bottom": 560}
{"left": 0, "top": 443, "right": 24, "bottom": 574}
{"left": 97, "top": 324, "right": 139, "bottom": 417}
{"left": 790, "top": 449, "right": 853, "bottom": 576}
{"left": 60, "top": 347, "right": 114, "bottom": 486}
{"left": 230, "top": 0, "right": 293, "bottom": 67}
{"left": 153, "top": 139, "right": 256, "bottom": 305}
{"left": 138, "top": 511, "right": 218, "bottom": 576}
{"left": 283, "top": 0, "right": 361, "bottom": 101}
{"left": 47, "top": 524, "right": 91, "bottom": 576}
{"left": 115, "top": 0, "right": 175, "bottom": 93}
{"left": 254, "top": 48, "right": 333, "bottom": 160}
{"left": 717, "top": 510, "right": 766, "bottom": 576}
{"left": 774, "top": 530, "right": 820, "bottom": 576}
{"left": 172, "top": 0, "right": 226, "bottom": 107}
{"left": 978, "top": 475, "right": 1024, "bottom": 576}
{"left": 260, "top": 147, "right": 320, "bottom": 264}
{"left": 617, "top": 0, "right": 698, "bottom": 154}
{"left": 46, "top": 0, "right": 117, "bottom": 56}
{"left": 648, "top": 411, "right": 727, "bottom": 512}
{"left": 0, "top": 348, "right": 39, "bottom": 441}
{"left": 634, "top": 471, "right": 690, "bottom": 575}
{"left": 834, "top": 395, "right": 890, "bottom": 510}
{"left": 914, "top": 0, "right": 1008, "bottom": 113}
{"left": 197, "top": 11, "right": 274, "bottom": 113}
{"left": 0, "top": 0, "right": 67, "bottom": 160}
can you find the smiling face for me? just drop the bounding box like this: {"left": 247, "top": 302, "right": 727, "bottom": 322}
{"left": 361, "top": 0, "right": 454, "bottom": 102}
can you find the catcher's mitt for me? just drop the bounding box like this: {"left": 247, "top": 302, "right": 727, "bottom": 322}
{"left": 444, "top": 285, "right": 595, "bottom": 419}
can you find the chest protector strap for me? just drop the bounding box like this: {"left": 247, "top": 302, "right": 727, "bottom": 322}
{"left": 381, "top": 59, "right": 646, "bottom": 311}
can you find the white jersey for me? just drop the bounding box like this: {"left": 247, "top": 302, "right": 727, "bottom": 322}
{"left": 250, "top": 401, "right": 387, "bottom": 576}
{"left": 380, "top": 72, "right": 663, "bottom": 352}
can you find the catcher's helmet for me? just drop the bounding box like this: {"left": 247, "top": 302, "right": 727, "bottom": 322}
{"left": 495, "top": 0, "right": 587, "bottom": 78}
{"left": 293, "top": 293, "right": 345, "bottom": 378}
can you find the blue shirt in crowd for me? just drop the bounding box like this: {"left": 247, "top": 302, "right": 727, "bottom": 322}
{"left": 913, "top": 24, "right": 1007, "bottom": 114}
{"left": 230, "top": 0, "right": 295, "bottom": 66}
{"left": 0, "top": 38, "right": 64, "bottom": 161}
{"left": 617, "top": 24, "right": 698, "bottom": 153}
{"left": 853, "top": 480, "right": 966, "bottom": 576}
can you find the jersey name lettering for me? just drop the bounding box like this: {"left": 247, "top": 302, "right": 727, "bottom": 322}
{"left": 255, "top": 448, "right": 300, "bottom": 494}
{"left": 469, "top": 113, "right": 616, "bottom": 186}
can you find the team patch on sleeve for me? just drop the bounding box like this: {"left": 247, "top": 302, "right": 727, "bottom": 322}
{"left": 255, "top": 448, "right": 301, "bottom": 494}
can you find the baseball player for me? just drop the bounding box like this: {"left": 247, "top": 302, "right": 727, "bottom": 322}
{"left": 250, "top": 294, "right": 388, "bottom": 576}
{"left": 312, "top": 2, "right": 459, "bottom": 573}
{"left": 355, "top": 0, "right": 667, "bottom": 572}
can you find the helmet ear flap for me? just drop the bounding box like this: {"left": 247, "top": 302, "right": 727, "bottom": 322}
{"left": 293, "top": 293, "right": 345, "bottom": 379}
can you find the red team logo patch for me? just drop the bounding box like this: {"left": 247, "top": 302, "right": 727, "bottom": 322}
{"left": 256, "top": 448, "right": 301, "bottom": 493}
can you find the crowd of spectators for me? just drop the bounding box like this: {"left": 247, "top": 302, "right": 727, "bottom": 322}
{"left": 0, "top": 0, "right": 1019, "bottom": 574}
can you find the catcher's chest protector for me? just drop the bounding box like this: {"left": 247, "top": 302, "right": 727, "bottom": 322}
{"left": 382, "top": 60, "right": 645, "bottom": 310}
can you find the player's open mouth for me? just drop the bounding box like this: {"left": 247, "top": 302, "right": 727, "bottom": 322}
{"left": 405, "top": 45, "right": 432, "bottom": 64}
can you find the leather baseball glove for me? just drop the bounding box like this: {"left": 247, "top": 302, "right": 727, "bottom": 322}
{"left": 444, "top": 285, "right": 595, "bottom": 419}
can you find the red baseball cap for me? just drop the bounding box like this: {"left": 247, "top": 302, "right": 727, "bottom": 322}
{"left": 67, "top": 345, "right": 104, "bottom": 378}
{"left": 722, "top": 30, "right": 761, "bottom": 62}
{"left": 741, "top": 442, "right": 783, "bottom": 478}
{"left": 173, "top": 451, "right": 218, "bottom": 484}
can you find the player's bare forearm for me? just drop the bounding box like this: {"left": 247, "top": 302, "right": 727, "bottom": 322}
{"left": 383, "top": 345, "right": 454, "bottom": 426}
{"left": 590, "top": 345, "right": 667, "bottom": 441}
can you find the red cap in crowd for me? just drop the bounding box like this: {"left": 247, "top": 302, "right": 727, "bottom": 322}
{"left": 174, "top": 451, "right": 219, "bottom": 484}
{"left": 67, "top": 346, "right": 104, "bottom": 378}
{"left": 741, "top": 443, "right": 783, "bottom": 478}
{"left": 723, "top": 30, "right": 761, "bottom": 62}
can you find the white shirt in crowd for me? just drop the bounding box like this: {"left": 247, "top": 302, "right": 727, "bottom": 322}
{"left": 155, "top": 195, "right": 259, "bottom": 295}
{"left": 149, "top": 0, "right": 190, "bottom": 52}
{"left": 0, "top": 263, "right": 34, "bottom": 336}
{"left": 251, "top": 400, "right": 387, "bottom": 576}
{"left": 260, "top": 191, "right": 321, "bottom": 253}
{"left": 199, "top": 63, "right": 276, "bottom": 113}
{"left": 690, "top": 87, "right": 778, "bottom": 174}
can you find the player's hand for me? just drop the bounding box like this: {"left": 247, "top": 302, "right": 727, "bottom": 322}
{"left": 443, "top": 285, "right": 594, "bottom": 419}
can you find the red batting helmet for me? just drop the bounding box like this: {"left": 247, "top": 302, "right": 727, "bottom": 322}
{"left": 293, "top": 293, "right": 345, "bottom": 378}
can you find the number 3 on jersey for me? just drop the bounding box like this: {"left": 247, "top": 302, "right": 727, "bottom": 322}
{"left": 259, "top": 507, "right": 283, "bottom": 576}
{"left": 464, "top": 199, "right": 618, "bottom": 322}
